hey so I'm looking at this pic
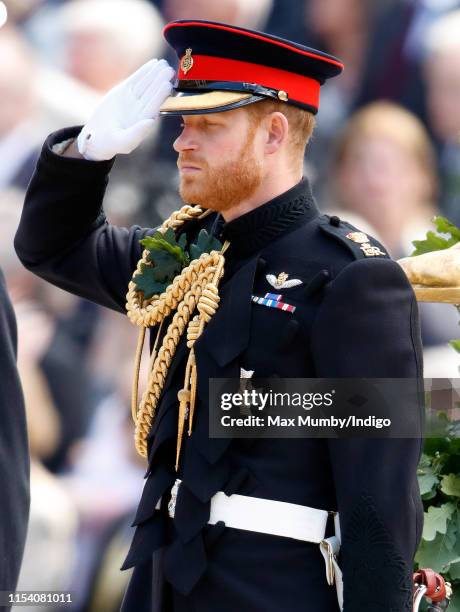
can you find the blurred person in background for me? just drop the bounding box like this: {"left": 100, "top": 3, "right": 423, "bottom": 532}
{"left": 424, "top": 8, "right": 460, "bottom": 225}
{"left": 331, "top": 101, "right": 437, "bottom": 258}
{"left": 0, "top": 22, "right": 101, "bottom": 190}
{"left": 62, "top": 356, "right": 148, "bottom": 612}
{"left": 0, "top": 25, "right": 41, "bottom": 190}
{"left": 1, "top": 192, "right": 88, "bottom": 608}
{"left": 0, "top": 267, "right": 29, "bottom": 607}
{"left": 264, "top": 0, "right": 308, "bottom": 41}
{"left": 2, "top": 0, "right": 44, "bottom": 24}
{"left": 306, "top": 0, "right": 372, "bottom": 111}
{"left": 300, "top": 0, "right": 378, "bottom": 193}
{"left": 329, "top": 100, "right": 460, "bottom": 352}
{"left": 1, "top": 191, "right": 96, "bottom": 474}
{"left": 162, "top": 0, "right": 273, "bottom": 30}
{"left": 13, "top": 298, "right": 79, "bottom": 611}
{"left": 355, "top": 0, "right": 459, "bottom": 123}
{"left": 59, "top": 0, "right": 164, "bottom": 93}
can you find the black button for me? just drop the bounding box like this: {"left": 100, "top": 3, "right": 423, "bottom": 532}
{"left": 305, "top": 269, "right": 330, "bottom": 297}
{"left": 329, "top": 215, "right": 341, "bottom": 227}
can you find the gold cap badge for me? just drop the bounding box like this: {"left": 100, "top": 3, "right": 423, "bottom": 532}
{"left": 180, "top": 48, "right": 194, "bottom": 75}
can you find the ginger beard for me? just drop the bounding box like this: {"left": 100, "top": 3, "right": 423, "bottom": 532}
{"left": 178, "top": 121, "right": 264, "bottom": 212}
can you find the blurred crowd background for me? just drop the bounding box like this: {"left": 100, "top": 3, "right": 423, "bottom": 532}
{"left": 1, "top": 0, "right": 460, "bottom": 609}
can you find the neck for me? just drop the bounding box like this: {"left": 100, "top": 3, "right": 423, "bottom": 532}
{"left": 221, "top": 169, "right": 303, "bottom": 222}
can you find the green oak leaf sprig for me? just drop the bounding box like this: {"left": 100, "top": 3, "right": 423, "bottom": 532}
{"left": 189, "top": 229, "right": 223, "bottom": 261}
{"left": 134, "top": 228, "right": 222, "bottom": 299}
{"left": 411, "top": 215, "right": 460, "bottom": 256}
{"left": 140, "top": 227, "right": 189, "bottom": 267}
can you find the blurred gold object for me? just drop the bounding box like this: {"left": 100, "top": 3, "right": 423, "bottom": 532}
{"left": 397, "top": 242, "right": 460, "bottom": 303}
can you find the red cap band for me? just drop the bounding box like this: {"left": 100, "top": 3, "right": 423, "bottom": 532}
{"left": 178, "top": 54, "right": 321, "bottom": 110}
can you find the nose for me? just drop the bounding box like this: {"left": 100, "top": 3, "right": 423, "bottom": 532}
{"left": 173, "top": 124, "right": 198, "bottom": 153}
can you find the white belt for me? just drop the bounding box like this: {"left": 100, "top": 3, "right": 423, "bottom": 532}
{"left": 156, "top": 478, "right": 344, "bottom": 610}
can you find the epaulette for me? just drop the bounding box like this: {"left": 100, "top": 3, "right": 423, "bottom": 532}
{"left": 318, "top": 215, "right": 390, "bottom": 260}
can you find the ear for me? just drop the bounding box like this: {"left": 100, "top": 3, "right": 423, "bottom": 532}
{"left": 264, "top": 111, "right": 289, "bottom": 154}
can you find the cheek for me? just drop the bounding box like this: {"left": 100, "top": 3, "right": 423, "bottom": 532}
{"left": 204, "top": 138, "right": 241, "bottom": 166}
{"left": 217, "top": 135, "right": 242, "bottom": 158}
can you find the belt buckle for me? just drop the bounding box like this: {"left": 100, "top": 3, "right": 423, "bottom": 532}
{"left": 168, "top": 478, "right": 181, "bottom": 518}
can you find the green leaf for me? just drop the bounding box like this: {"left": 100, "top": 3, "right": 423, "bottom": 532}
{"left": 418, "top": 465, "right": 440, "bottom": 497}
{"left": 411, "top": 231, "right": 457, "bottom": 256}
{"left": 415, "top": 531, "right": 452, "bottom": 573}
{"left": 441, "top": 474, "right": 460, "bottom": 498}
{"left": 443, "top": 513, "right": 459, "bottom": 553}
{"left": 450, "top": 339, "right": 460, "bottom": 354}
{"left": 422, "top": 503, "right": 456, "bottom": 541}
{"left": 450, "top": 557, "right": 460, "bottom": 580}
{"left": 140, "top": 230, "right": 189, "bottom": 267}
{"left": 139, "top": 231, "right": 167, "bottom": 251}
{"left": 148, "top": 249, "right": 182, "bottom": 283}
{"left": 418, "top": 454, "right": 440, "bottom": 498}
{"left": 189, "top": 229, "right": 222, "bottom": 261}
{"left": 162, "top": 227, "right": 177, "bottom": 245}
{"left": 434, "top": 215, "right": 460, "bottom": 240}
{"left": 178, "top": 232, "right": 187, "bottom": 250}
{"left": 448, "top": 592, "right": 460, "bottom": 612}
{"left": 416, "top": 514, "right": 459, "bottom": 572}
{"left": 410, "top": 215, "right": 460, "bottom": 256}
{"left": 419, "top": 453, "right": 433, "bottom": 468}
{"left": 422, "top": 489, "right": 439, "bottom": 501}
{"left": 134, "top": 264, "right": 169, "bottom": 299}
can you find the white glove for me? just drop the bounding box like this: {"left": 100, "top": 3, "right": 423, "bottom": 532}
{"left": 77, "top": 58, "right": 175, "bottom": 161}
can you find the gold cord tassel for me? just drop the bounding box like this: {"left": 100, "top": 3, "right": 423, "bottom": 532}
{"left": 174, "top": 242, "right": 230, "bottom": 469}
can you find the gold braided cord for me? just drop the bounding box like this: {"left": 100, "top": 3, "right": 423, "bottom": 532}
{"left": 133, "top": 252, "right": 224, "bottom": 458}
{"left": 130, "top": 318, "right": 164, "bottom": 423}
{"left": 131, "top": 325, "right": 146, "bottom": 422}
{"left": 125, "top": 203, "right": 229, "bottom": 464}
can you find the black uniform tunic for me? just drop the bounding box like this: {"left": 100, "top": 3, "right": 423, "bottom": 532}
{"left": 15, "top": 127, "right": 425, "bottom": 612}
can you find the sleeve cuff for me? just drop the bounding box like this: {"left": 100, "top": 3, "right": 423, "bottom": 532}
{"left": 39, "top": 126, "right": 116, "bottom": 181}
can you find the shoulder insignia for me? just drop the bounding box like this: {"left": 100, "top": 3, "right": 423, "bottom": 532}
{"left": 319, "top": 215, "right": 390, "bottom": 260}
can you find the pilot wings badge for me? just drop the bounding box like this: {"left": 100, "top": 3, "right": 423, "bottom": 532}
{"left": 266, "top": 272, "right": 303, "bottom": 289}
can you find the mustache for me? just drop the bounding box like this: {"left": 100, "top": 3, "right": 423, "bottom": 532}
{"left": 177, "top": 154, "right": 207, "bottom": 168}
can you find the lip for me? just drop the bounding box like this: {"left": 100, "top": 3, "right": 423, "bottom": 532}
{"left": 179, "top": 166, "right": 202, "bottom": 173}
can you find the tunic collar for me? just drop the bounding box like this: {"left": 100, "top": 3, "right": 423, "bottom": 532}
{"left": 211, "top": 176, "right": 320, "bottom": 258}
